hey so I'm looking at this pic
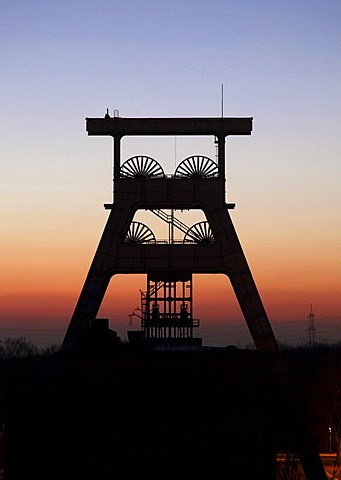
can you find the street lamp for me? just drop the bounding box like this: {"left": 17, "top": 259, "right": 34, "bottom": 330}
{"left": 329, "top": 427, "right": 332, "bottom": 453}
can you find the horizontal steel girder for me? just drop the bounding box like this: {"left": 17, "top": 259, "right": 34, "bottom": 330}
{"left": 86, "top": 116, "right": 253, "bottom": 138}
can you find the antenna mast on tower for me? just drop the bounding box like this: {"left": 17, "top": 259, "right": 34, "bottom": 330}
{"left": 221, "top": 83, "right": 224, "bottom": 117}
{"left": 307, "top": 304, "right": 317, "bottom": 347}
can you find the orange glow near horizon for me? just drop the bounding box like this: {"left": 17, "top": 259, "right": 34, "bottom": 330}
{"left": 2, "top": 266, "right": 340, "bottom": 324}
{"left": 1, "top": 268, "right": 340, "bottom": 348}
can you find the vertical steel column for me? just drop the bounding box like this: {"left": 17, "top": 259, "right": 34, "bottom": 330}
{"left": 217, "top": 135, "right": 226, "bottom": 179}
{"left": 113, "top": 135, "right": 121, "bottom": 187}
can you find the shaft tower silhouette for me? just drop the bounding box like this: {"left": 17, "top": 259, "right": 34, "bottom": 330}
{"left": 61, "top": 113, "right": 327, "bottom": 480}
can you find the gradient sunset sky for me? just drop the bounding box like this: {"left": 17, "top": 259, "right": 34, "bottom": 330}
{"left": 1, "top": 0, "right": 341, "bottom": 348}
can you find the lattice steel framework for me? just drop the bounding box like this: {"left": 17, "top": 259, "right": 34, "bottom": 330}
{"left": 140, "top": 274, "right": 199, "bottom": 343}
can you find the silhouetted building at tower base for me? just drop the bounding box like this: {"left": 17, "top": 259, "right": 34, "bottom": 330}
{"left": 127, "top": 329, "right": 202, "bottom": 347}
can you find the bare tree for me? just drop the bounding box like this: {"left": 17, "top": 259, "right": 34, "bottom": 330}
{"left": 0, "top": 337, "right": 38, "bottom": 358}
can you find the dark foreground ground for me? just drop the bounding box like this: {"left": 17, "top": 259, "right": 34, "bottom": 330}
{"left": 1, "top": 343, "right": 341, "bottom": 479}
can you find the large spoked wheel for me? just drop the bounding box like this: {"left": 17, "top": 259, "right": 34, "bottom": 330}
{"left": 120, "top": 156, "right": 165, "bottom": 178}
{"left": 174, "top": 156, "right": 218, "bottom": 178}
{"left": 124, "top": 222, "right": 156, "bottom": 244}
{"left": 183, "top": 221, "right": 215, "bottom": 244}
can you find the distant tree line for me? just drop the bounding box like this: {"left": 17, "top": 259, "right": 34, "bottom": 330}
{"left": 2, "top": 336, "right": 341, "bottom": 358}
{"left": 279, "top": 341, "right": 341, "bottom": 352}
{"left": 244, "top": 340, "right": 341, "bottom": 353}
{"left": 0, "top": 336, "right": 60, "bottom": 358}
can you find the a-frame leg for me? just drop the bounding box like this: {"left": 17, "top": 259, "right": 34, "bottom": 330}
{"left": 206, "top": 207, "right": 280, "bottom": 352}
{"left": 62, "top": 207, "right": 132, "bottom": 349}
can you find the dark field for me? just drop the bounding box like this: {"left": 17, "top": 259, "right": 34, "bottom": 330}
{"left": 1, "top": 343, "right": 340, "bottom": 479}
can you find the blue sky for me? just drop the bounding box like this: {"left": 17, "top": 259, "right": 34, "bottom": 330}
{"left": 2, "top": 0, "right": 340, "bottom": 117}
{"left": 1, "top": 0, "right": 341, "bottom": 347}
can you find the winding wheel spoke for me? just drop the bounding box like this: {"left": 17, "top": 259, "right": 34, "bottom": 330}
{"left": 174, "top": 156, "right": 218, "bottom": 178}
{"left": 124, "top": 222, "right": 156, "bottom": 244}
{"left": 183, "top": 221, "right": 215, "bottom": 244}
{"left": 120, "top": 156, "right": 165, "bottom": 178}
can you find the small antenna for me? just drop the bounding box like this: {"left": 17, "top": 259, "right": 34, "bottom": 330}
{"left": 221, "top": 83, "right": 224, "bottom": 118}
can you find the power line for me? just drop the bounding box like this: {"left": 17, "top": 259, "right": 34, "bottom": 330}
{"left": 0, "top": 328, "right": 64, "bottom": 332}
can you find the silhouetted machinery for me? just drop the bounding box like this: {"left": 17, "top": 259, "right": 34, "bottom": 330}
{"left": 61, "top": 113, "right": 327, "bottom": 479}
{"left": 132, "top": 274, "right": 201, "bottom": 346}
